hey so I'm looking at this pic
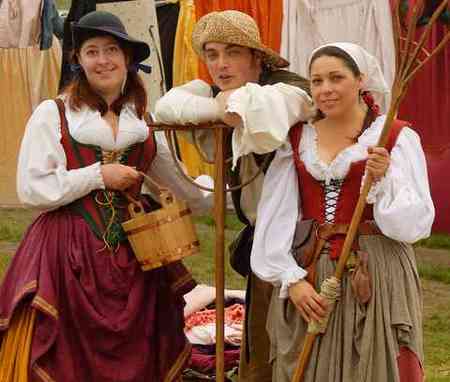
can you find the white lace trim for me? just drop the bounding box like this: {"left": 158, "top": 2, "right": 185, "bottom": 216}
{"left": 297, "top": 115, "right": 387, "bottom": 185}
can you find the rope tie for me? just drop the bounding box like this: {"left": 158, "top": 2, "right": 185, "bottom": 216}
{"left": 95, "top": 149, "right": 128, "bottom": 252}
{"left": 307, "top": 276, "right": 341, "bottom": 334}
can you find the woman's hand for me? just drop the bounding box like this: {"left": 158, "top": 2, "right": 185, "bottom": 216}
{"left": 366, "top": 147, "right": 390, "bottom": 182}
{"left": 100, "top": 164, "right": 141, "bottom": 191}
{"left": 288, "top": 279, "right": 328, "bottom": 323}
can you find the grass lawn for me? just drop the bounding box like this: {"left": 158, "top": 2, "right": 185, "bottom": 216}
{"left": 0, "top": 208, "right": 449, "bottom": 380}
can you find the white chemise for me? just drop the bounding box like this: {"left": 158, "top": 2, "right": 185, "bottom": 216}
{"left": 17, "top": 98, "right": 212, "bottom": 214}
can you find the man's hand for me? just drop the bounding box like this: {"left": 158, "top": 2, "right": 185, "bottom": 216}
{"left": 215, "top": 89, "right": 243, "bottom": 127}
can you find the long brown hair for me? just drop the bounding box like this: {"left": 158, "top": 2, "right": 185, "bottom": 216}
{"left": 63, "top": 36, "right": 147, "bottom": 119}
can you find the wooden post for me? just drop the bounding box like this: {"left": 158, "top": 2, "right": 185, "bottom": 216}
{"left": 214, "top": 126, "right": 226, "bottom": 382}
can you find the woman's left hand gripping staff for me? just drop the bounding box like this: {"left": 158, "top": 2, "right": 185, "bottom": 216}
{"left": 366, "top": 146, "right": 390, "bottom": 182}
{"left": 289, "top": 280, "right": 328, "bottom": 323}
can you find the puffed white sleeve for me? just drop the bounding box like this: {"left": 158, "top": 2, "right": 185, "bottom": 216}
{"left": 146, "top": 131, "right": 213, "bottom": 215}
{"left": 250, "top": 143, "right": 307, "bottom": 298}
{"left": 369, "top": 127, "right": 435, "bottom": 242}
{"left": 17, "top": 100, "right": 105, "bottom": 210}
{"left": 227, "top": 82, "right": 313, "bottom": 166}
{"left": 154, "top": 79, "right": 221, "bottom": 124}
{"left": 154, "top": 79, "right": 220, "bottom": 161}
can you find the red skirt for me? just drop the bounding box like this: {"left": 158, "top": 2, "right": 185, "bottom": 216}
{"left": 0, "top": 209, "right": 195, "bottom": 382}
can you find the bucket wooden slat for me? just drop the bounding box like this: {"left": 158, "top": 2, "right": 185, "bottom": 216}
{"left": 122, "top": 191, "right": 200, "bottom": 271}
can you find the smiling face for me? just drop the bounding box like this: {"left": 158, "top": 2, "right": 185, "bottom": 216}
{"left": 77, "top": 35, "right": 128, "bottom": 100}
{"left": 310, "top": 55, "right": 363, "bottom": 119}
{"left": 203, "top": 42, "right": 262, "bottom": 90}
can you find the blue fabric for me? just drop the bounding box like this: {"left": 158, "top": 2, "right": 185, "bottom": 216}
{"left": 40, "top": 0, "right": 64, "bottom": 50}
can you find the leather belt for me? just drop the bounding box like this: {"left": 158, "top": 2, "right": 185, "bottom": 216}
{"left": 316, "top": 221, "right": 381, "bottom": 241}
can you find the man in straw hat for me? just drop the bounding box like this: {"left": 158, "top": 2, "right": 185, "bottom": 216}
{"left": 155, "top": 10, "right": 313, "bottom": 381}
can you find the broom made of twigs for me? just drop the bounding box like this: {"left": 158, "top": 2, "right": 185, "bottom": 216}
{"left": 292, "top": 1, "right": 450, "bottom": 381}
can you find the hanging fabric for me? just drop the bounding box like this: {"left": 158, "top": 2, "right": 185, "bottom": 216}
{"left": 172, "top": 0, "right": 214, "bottom": 177}
{"left": 393, "top": 0, "right": 450, "bottom": 233}
{"left": 280, "top": 0, "right": 395, "bottom": 112}
{"left": 173, "top": 0, "right": 199, "bottom": 86}
{"left": 0, "top": 0, "right": 42, "bottom": 48}
{"left": 0, "top": 42, "right": 61, "bottom": 205}
{"left": 156, "top": 1, "right": 180, "bottom": 90}
{"left": 40, "top": 0, "right": 64, "bottom": 50}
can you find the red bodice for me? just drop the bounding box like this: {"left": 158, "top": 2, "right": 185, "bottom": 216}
{"left": 289, "top": 120, "right": 407, "bottom": 259}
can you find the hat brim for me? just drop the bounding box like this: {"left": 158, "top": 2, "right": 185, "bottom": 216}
{"left": 191, "top": 14, "right": 289, "bottom": 69}
{"left": 72, "top": 25, "right": 150, "bottom": 64}
{"left": 257, "top": 45, "right": 289, "bottom": 68}
{"left": 194, "top": 38, "right": 289, "bottom": 69}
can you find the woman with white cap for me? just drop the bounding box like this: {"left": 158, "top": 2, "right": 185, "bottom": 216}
{"left": 0, "top": 10, "right": 210, "bottom": 382}
{"left": 250, "top": 42, "right": 434, "bottom": 381}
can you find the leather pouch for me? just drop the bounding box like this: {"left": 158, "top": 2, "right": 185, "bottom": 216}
{"left": 350, "top": 250, "right": 372, "bottom": 304}
{"left": 292, "top": 219, "right": 319, "bottom": 270}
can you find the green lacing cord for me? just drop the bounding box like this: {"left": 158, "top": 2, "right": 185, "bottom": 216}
{"left": 95, "top": 190, "right": 127, "bottom": 251}
{"left": 96, "top": 147, "right": 134, "bottom": 252}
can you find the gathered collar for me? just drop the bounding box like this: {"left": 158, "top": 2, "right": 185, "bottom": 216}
{"left": 60, "top": 97, "right": 149, "bottom": 151}
{"left": 299, "top": 115, "right": 386, "bottom": 184}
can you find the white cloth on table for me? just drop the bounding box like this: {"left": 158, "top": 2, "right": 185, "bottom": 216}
{"left": 250, "top": 115, "right": 435, "bottom": 298}
{"left": 17, "top": 98, "right": 211, "bottom": 214}
{"left": 183, "top": 284, "right": 246, "bottom": 318}
{"left": 186, "top": 322, "right": 243, "bottom": 346}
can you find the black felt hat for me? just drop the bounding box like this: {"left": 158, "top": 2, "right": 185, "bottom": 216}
{"left": 71, "top": 11, "right": 150, "bottom": 63}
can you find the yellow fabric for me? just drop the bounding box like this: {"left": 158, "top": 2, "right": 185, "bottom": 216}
{"left": 0, "top": 38, "right": 61, "bottom": 206}
{"left": 172, "top": 0, "right": 214, "bottom": 177}
{"left": 0, "top": 306, "right": 36, "bottom": 382}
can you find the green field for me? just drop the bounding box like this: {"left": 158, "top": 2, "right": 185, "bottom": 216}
{"left": 1, "top": 209, "right": 449, "bottom": 380}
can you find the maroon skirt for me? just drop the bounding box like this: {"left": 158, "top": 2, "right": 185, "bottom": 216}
{"left": 0, "top": 209, "right": 195, "bottom": 382}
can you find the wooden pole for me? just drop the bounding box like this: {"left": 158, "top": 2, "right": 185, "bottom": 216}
{"left": 214, "top": 127, "right": 226, "bottom": 382}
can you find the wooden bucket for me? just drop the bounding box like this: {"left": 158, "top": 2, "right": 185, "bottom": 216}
{"left": 122, "top": 190, "right": 200, "bottom": 271}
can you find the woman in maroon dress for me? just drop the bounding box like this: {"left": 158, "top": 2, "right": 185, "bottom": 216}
{"left": 0, "top": 11, "right": 208, "bottom": 382}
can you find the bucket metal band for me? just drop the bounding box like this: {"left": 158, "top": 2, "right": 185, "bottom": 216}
{"left": 125, "top": 208, "right": 192, "bottom": 236}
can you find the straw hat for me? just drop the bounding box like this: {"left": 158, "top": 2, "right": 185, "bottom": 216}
{"left": 71, "top": 11, "right": 150, "bottom": 64}
{"left": 192, "top": 10, "right": 289, "bottom": 68}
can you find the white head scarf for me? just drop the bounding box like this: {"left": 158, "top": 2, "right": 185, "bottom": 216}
{"left": 308, "top": 42, "right": 390, "bottom": 107}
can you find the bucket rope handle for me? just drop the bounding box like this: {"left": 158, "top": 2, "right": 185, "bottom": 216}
{"left": 139, "top": 171, "right": 169, "bottom": 195}
{"left": 122, "top": 171, "right": 173, "bottom": 216}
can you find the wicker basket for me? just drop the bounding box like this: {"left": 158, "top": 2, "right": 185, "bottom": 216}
{"left": 122, "top": 190, "right": 200, "bottom": 271}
